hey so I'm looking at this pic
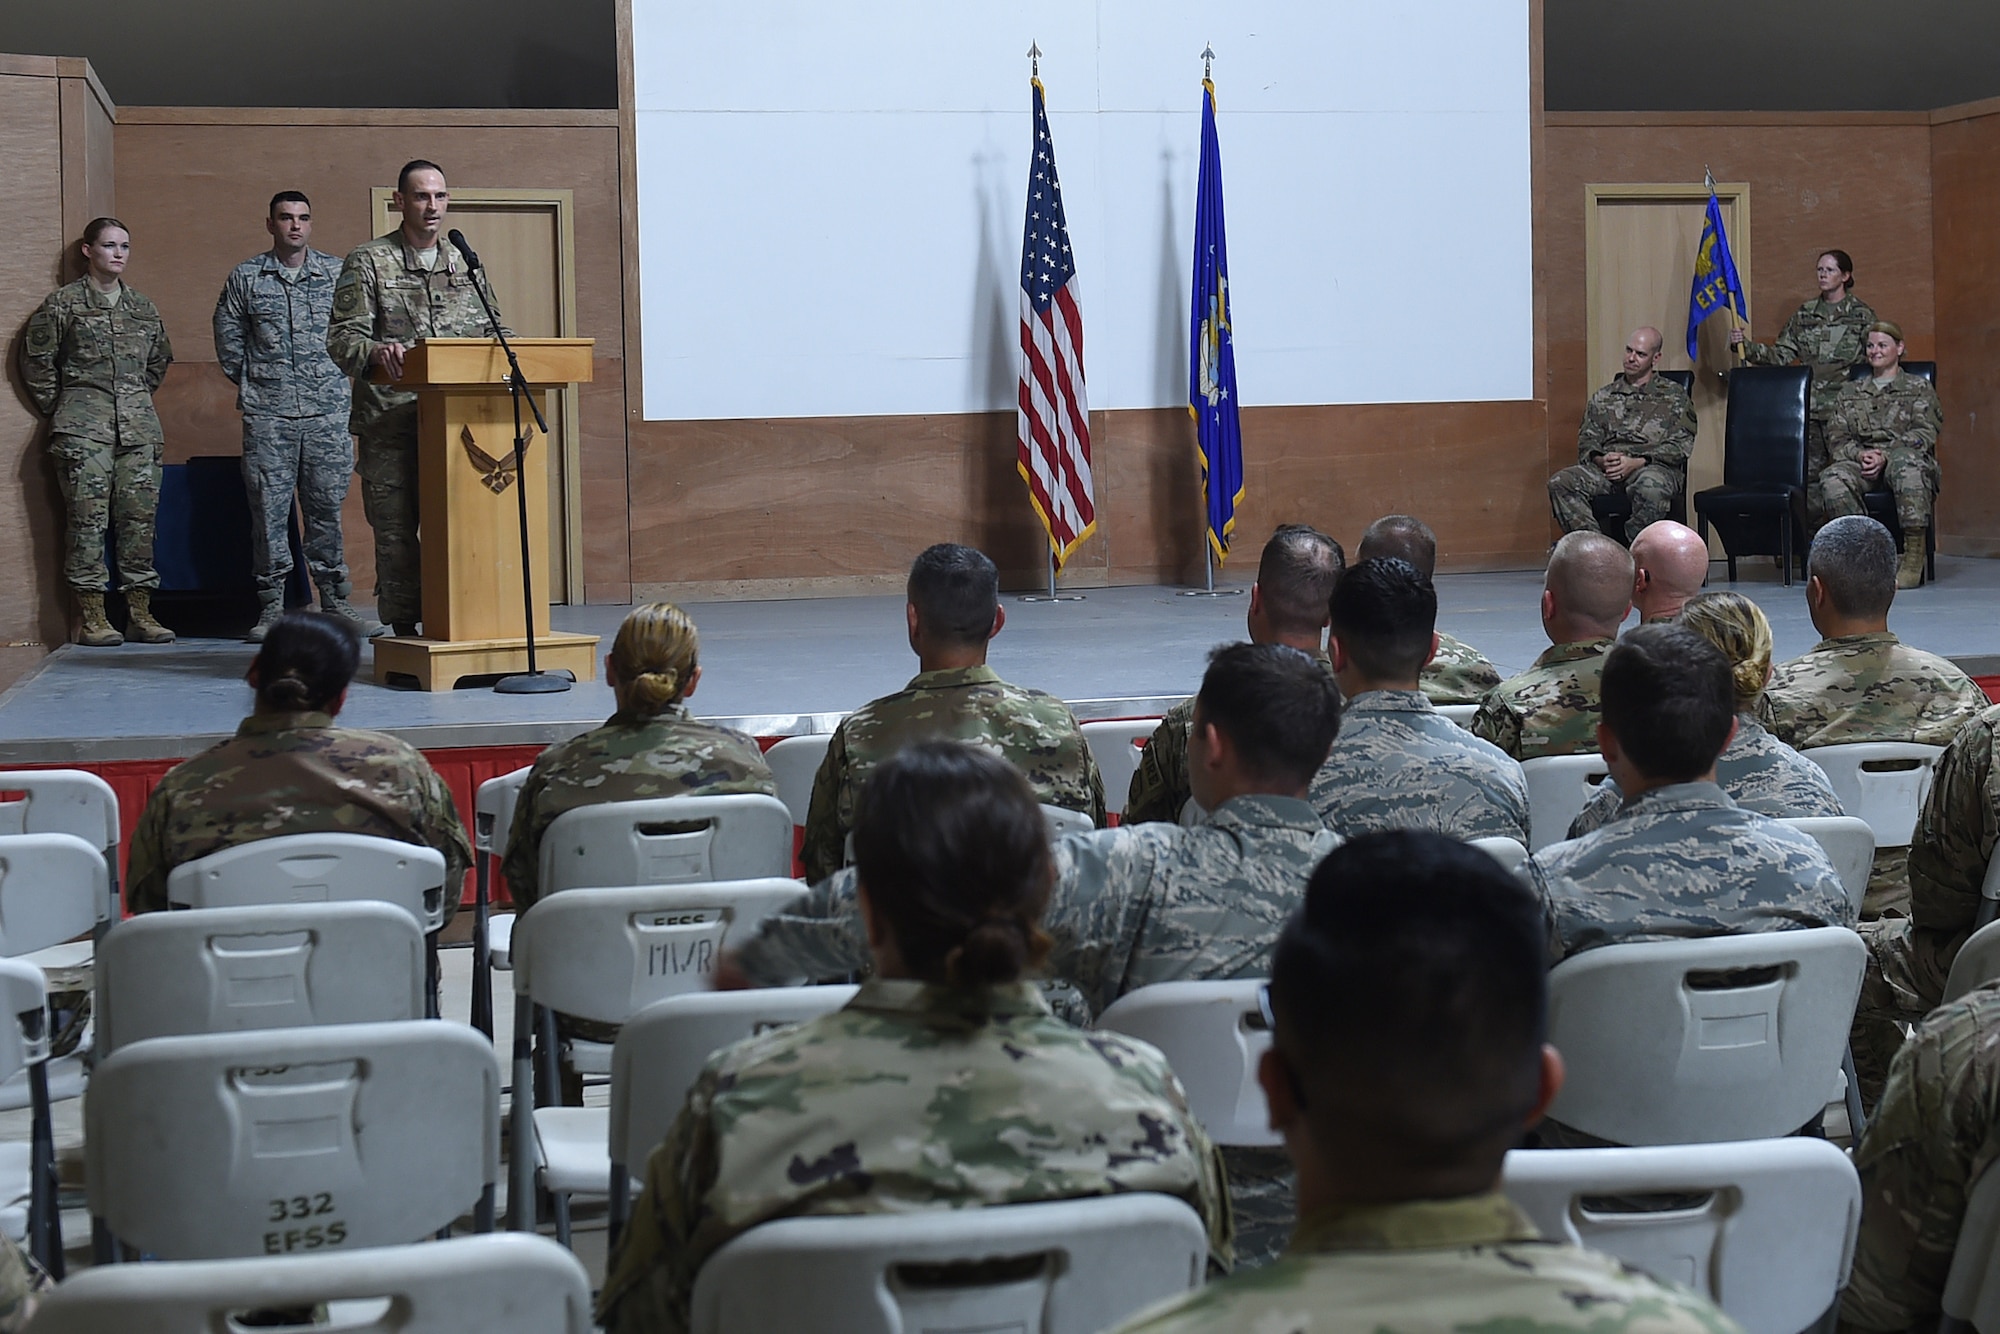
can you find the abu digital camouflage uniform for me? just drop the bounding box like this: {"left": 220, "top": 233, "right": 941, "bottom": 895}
{"left": 799, "top": 665, "right": 1103, "bottom": 882}
{"left": 1469, "top": 638, "right": 1615, "bottom": 762}
{"left": 1821, "top": 371, "right": 1943, "bottom": 531}
{"left": 499, "top": 704, "right": 776, "bottom": 907}
{"left": 325, "top": 233, "right": 509, "bottom": 627}
{"left": 596, "top": 979, "right": 1234, "bottom": 1334}
{"left": 1422, "top": 630, "right": 1502, "bottom": 706}
{"left": 1839, "top": 981, "right": 2000, "bottom": 1334}
{"left": 1764, "top": 631, "right": 1987, "bottom": 917}
{"left": 1568, "top": 712, "right": 1844, "bottom": 839}
{"left": 20, "top": 278, "right": 174, "bottom": 593}
{"left": 1741, "top": 291, "right": 1876, "bottom": 498}
{"left": 1310, "top": 689, "right": 1528, "bottom": 845}
{"left": 214, "top": 248, "right": 355, "bottom": 599}
{"left": 125, "top": 711, "right": 473, "bottom": 919}
{"left": 1550, "top": 373, "right": 1697, "bottom": 541}
{"left": 1851, "top": 704, "right": 2000, "bottom": 1107}
{"left": 1107, "top": 1193, "right": 1743, "bottom": 1334}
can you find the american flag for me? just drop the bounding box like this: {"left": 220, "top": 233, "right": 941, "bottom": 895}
{"left": 1016, "top": 77, "right": 1095, "bottom": 569}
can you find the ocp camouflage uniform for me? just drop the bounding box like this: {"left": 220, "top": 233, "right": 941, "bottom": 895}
{"left": 0, "top": 1235, "right": 48, "bottom": 1334}
{"left": 499, "top": 704, "right": 776, "bottom": 907}
{"left": 1310, "top": 690, "right": 1529, "bottom": 845}
{"left": 1851, "top": 704, "right": 2000, "bottom": 1108}
{"left": 125, "top": 711, "right": 473, "bottom": 919}
{"left": 214, "top": 248, "right": 355, "bottom": 599}
{"left": 1469, "top": 638, "right": 1614, "bottom": 761}
{"left": 1839, "top": 982, "right": 2000, "bottom": 1334}
{"left": 325, "top": 234, "right": 509, "bottom": 627}
{"left": 1567, "top": 712, "right": 1844, "bottom": 839}
{"left": 799, "top": 665, "right": 1103, "bottom": 882}
{"left": 1821, "top": 371, "right": 1943, "bottom": 530}
{"left": 1763, "top": 631, "right": 1988, "bottom": 917}
{"left": 1422, "top": 630, "right": 1502, "bottom": 706}
{"left": 1106, "top": 1193, "right": 1744, "bottom": 1334}
{"left": 1741, "top": 291, "right": 1876, "bottom": 503}
{"left": 596, "top": 979, "right": 1234, "bottom": 1334}
{"left": 20, "top": 278, "right": 174, "bottom": 593}
{"left": 1550, "top": 373, "right": 1697, "bottom": 541}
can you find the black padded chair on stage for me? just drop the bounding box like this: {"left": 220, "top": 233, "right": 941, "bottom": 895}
{"left": 1842, "top": 360, "right": 1938, "bottom": 583}
{"left": 1588, "top": 369, "right": 1693, "bottom": 541}
{"left": 1692, "top": 366, "right": 1811, "bottom": 585}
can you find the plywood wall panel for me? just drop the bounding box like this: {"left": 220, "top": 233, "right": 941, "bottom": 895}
{"left": 1930, "top": 113, "right": 2000, "bottom": 552}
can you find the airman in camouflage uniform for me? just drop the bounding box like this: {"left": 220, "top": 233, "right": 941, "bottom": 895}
{"left": 1422, "top": 630, "right": 1501, "bottom": 705}
{"left": 500, "top": 703, "right": 775, "bottom": 906}
{"left": 1125, "top": 650, "right": 1332, "bottom": 827}
{"left": 1568, "top": 713, "right": 1844, "bottom": 838}
{"left": 596, "top": 978, "right": 1234, "bottom": 1334}
{"left": 216, "top": 192, "right": 371, "bottom": 640}
{"left": 1822, "top": 369, "right": 1941, "bottom": 528}
{"left": 1470, "top": 638, "right": 1615, "bottom": 761}
{"left": 1735, "top": 260, "right": 1875, "bottom": 503}
{"left": 0, "top": 1236, "right": 47, "bottom": 1334}
{"left": 1311, "top": 690, "right": 1528, "bottom": 844}
{"left": 1850, "top": 704, "right": 2000, "bottom": 1107}
{"left": 125, "top": 710, "right": 473, "bottom": 918}
{"left": 800, "top": 664, "right": 1103, "bottom": 881}
{"left": 1550, "top": 330, "right": 1698, "bottom": 541}
{"left": 1839, "top": 981, "right": 2000, "bottom": 1334}
{"left": 325, "top": 163, "right": 508, "bottom": 632}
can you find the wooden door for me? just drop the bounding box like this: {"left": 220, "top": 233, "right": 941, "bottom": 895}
{"left": 1585, "top": 185, "right": 1752, "bottom": 548}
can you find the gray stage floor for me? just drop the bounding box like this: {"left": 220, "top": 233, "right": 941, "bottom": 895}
{"left": 3, "top": 556, "right": 1996, "bottom": 764}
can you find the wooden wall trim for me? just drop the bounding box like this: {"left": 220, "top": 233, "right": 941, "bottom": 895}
{"left": 0, "top": 53, "right": 61, "bottom": 78}
{"left": 0, "top": 55, "right": 116, "bottom": 120}
{"left": 113, "top": 106, "right": 618, "bottom": 128}
{"left": 614, "top": 0, "right": 643, "bottom": 427}
{"left": 1930, "top": 93, "right": 2000, "bottom": 126}
{"left": 1547, "top": 110, "right": 1932, "bottom": 128}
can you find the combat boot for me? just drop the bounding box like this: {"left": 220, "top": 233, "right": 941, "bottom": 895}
{"left": 74, "top": 592, "right": 123, "bottom": 648}
{"left": 123, "top": 590, "right": 176, "bottom": 644}
{"left": 317, "top": 582, "right": 388, "bottom": 639}
{"left": 1897, "top": 529, "right": 1927, "bottom": 590}
{"left": 246, "top": 589, "right": 285, "bottom": 643}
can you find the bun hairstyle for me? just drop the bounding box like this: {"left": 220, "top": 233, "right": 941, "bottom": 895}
{"left": 252, "top": 613, "right": 361, "bottom": 713}
{"left": 852, "top": 741, "right": 1054, "bottom": 988}
{"left": 609, "top": 602, "right": 700, "bottom": 716}
{"left": 82, "top": 217, "right": 130, "bottom": 246}
{"left": 1676, "top": 591, "right": 1773, "bottom": 708}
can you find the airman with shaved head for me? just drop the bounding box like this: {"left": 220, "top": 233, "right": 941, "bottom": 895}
{"left": 1549, "top": 326, "right": 1697, "bottom": 542}
{"left": 1629, "top": 520, "right": 1711, "bottom": 623}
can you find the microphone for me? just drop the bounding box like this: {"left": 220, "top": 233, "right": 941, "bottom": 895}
{"left": 447, "top": 228, "right": 481, "bottom": 271}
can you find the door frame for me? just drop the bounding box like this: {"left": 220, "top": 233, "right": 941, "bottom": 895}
{"left": 369, "top": 185, "right": 585, "bottom": 604}
{"left": 1583, "top": 182, "right": 1753, "bottom": 388}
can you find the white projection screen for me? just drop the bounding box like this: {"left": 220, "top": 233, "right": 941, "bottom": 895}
{"left": 630, "top": 2, "right": 1533, "bottom": 421}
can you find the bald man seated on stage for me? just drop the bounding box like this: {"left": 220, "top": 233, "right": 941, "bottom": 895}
{"left": 1630, "top": 520, "right": 1710, "bottom": 623}
{"left": 1549, "top": 326, "right": 1697, "bottom": 543}
{"left": 1355, "top": 514, "right": 1500, "bottom": 706}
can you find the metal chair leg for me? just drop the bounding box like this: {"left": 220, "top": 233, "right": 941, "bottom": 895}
{"left": 608, "top": 1163, "right": 628, "bottom": 1254}
{"left": 91, "top": 1217, "right": 114, "bottom": 1266}
{"left": 425, "top": 933, "right": 441, "bottom": 1020}
{"left": 29, "top": 1062, "right": 61, "bottom": 1278}
{"left": 475, "top": 1182, "right": 496, "bottom": 1234}
{"left": 507, "top": 994, "right": 539, "bottom": 1232}
{"left": 554, "top": 1188, "right": 571, "bottom": 1249}
{"left": 1843, "top": 1045, "right": 1868, "bottom": 1139}
{"left": 471, "top": 855, "right": 493, "bottom": 1038}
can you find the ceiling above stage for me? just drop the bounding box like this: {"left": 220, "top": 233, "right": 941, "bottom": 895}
{"left": 1545, "top": 0, "right": 2000, "bottom": 112}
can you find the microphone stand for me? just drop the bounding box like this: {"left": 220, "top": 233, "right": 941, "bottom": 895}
{"left": 455, "top": 237, "right": 570, "bottom": 695}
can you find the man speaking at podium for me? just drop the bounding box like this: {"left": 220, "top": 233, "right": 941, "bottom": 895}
{"left": 326, "top": 160, "right": 510, "bottom": 638}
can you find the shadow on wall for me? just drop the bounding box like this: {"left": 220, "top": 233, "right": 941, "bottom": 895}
{"left": 8, "top": 303, "right": 72, "bottom": 652}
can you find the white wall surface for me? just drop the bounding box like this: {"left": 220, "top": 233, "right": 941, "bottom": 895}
{"left": 631, "top": 2, "right": 1533, "bottom": 420}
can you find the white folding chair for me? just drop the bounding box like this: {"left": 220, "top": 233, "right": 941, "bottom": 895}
{"left": 472, "top": 764, "right": 533, "bottom": 1038}
{"left": 27, "top": 1232, "right": 595, "bottom": 1334}
{"left": 1805, "top": 742, "right": 1945, "bottom": 852}
{"left": 1943, "top": 920, "right": 2000, "bottom": 1004}
{"left": 507, "top": 880, "right": 810, "bottom": 1243}
{"left": 1436, "top": 703, "right": 1479, "bottom": 728}
{"left": 1941, "top": 1158, "right": 2000, "bottom": 1334}
{"left": 0, "top": 958, "right": 59, "bottom": 1275}
{"left": 605, "top": 985, "right": 858, "bottom": 1248}
{"left": 763, "top": 734, "right": 833, "bottom": 826}
{"left": 689, "top": 1194, "right": 1209, "bottom": 1334}
{"left": 1503, "top": 1139, "right": 1861, "bottom": 1334}
{"left": 1976, "top": 847, "right": 2000, "bottom": 932}
{"left": 0, "top": 769, "right": 121, "bottom": 930}
{"left": 1521, "top": 753, "right": 1612, "bottom": 851}
{"left": 1780, "top": 815, "right": 1877, "bottom": 919}
{"left": 1469, "top": 835, "right": 1532, "bottom": 883}
{"left": 1544, "top": 927, "right": 1866, "bottom": 1145}
{"left": 95, "top": 901, "right": 426, "bottom": 1057}
{"left": 86, "top": 1019, "right": 500, "bottom": 1261}
{"left": 1042, "top": 803, "right": 1095, "bottom": 839}
{"left": 1095, "top": 980, "right": 1276, "bottom": 1147}
{"left": 539, "top": 793, "right": 794, "bottom": 891}
{"left": 0, "top": 832, "right": 108, "bottom": 957}
{"left": 1081, "top": 719, "right": 1157, "bottom": 819}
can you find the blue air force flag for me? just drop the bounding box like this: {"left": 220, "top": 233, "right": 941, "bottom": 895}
{"left": 1686, "top": 191, "right": 1747, "bottom": 358}
{"left": 1189, "top": 79, "right": 1244, "bottom": 564}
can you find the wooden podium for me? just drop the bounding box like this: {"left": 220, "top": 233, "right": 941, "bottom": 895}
{"left": 372, "top": 337, "right": 600, "bottom": 690}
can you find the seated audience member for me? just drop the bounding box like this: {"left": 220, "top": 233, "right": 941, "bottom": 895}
{"left": 125, "top": 612, "right": 470, "bottom": 915}
{"left": 1547, "top": 326, "right": 1696, "bottom": 543}
{"left": 1533, "top": 624, "right": 1850, "bottom": 970}
{"left": 1568, "top": 591, "right": 1842, "bottom": 838}
{"left": 1839, "top": 980, "right": 2000, "bottom": 1334}
{"left": 1764, "top": 515, "right": 1986, "bottom": 917}
{"left": 1629, "top": 520, "right": 1710, "bottom": 623}
{"left": 500, "top": 601, "right": 773, "bottom": 907}
{"left": 1470, "top": 532, "right": 1634, "bottom": 760}
{"left": 1819, "top": 321, "right": 1942, "bottom": 590}
{"left": 1126, "top": 524, "right": 1341, "bottom": 825}
{"left": 1312, "top": 558, "right": 1528, "bottom": 846}
{"left": 800, "top": 542, "right": 1103, "bottom": 880}
{"left": 1355, "top": 513, "right": 1500, "bottom": 704}
{"left": 597, "top": 741, "right": 1232, "bottom": 1334}
{"left": 1851, "top": 702, "right": 2000, "bottom": 1108}
{"left": 1107, "top": 830, "right": 1740, "bottom": 1334}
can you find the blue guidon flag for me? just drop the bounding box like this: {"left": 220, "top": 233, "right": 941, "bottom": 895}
{"left": 1190, "top": 77, "right": 1243, "bottom": 564}
{"left": 1687, "top": 185, "right": 1747, "bottom": 358}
